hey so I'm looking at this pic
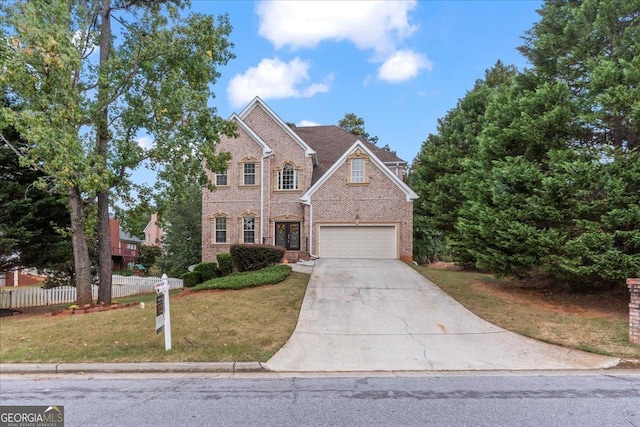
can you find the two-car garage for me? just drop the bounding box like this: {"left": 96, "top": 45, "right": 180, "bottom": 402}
{"left": 317, "top": 224, "right": 398, "bottom": 259}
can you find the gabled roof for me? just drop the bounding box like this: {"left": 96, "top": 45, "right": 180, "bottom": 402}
{"left": 293, "top": 125, "right": 406, "bottom": 183}
{"left": 239, "top": 97, "right": 315, "bottom": 158}
{"left": 301, "top": 140, "right": 418, "bottom": 203}
{"left": 229, "top": 113, "right": 273, "bottom": 156}
{"left": 143, "top": 213, "right": 158, "bottom": 233}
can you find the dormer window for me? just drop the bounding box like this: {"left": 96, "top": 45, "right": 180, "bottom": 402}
{"left": 278, "top": 163, "right": 298, "bottom": 190}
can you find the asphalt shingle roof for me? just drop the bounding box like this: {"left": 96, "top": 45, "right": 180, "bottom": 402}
{"left": 292, "top": 125, "right": 406, "bottom": 184}
{"left": 119, "top": 229, "right": 143, "bottom": 243}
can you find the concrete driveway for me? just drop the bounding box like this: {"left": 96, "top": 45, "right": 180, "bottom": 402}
{"left": 266, "top": 259, "right": 619, "bottom": 372}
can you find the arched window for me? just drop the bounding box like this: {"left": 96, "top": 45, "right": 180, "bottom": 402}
{"left": 278, "top": 163, "right": 298, "bottom": 190}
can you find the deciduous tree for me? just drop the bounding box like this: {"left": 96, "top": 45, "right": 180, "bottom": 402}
{"left": 1, "top": 0, "right": 235, "bottom": 305}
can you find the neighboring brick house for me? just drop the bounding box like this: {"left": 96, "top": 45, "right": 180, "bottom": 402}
{"left": 202, "top": 97, "right": 418, "bottom": 263}
{"left": 109, "top": 218, "right": 142, "bottom": 270}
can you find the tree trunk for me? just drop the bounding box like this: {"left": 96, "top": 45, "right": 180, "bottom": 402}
{"left": 96, "top": 0, "right": 112, "bottom": 304}
{"left": 67, "top": 186, "right": 93, "bottom": 306}
{"left": 97, "top": 192, "right": 112, "bottom": 304}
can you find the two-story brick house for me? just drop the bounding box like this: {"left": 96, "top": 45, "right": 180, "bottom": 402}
{"left": 202, "top": 97, "right": 418, "bottom": 263}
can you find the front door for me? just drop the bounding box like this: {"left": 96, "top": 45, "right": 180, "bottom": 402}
{"left": 275, "top": 222, "right": 300, "bottom": 250}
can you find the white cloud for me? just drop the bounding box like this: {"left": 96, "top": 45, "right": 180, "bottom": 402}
{"left": 136, "top": 135, "right": 154, "bottom": 150}
{"left": 256, "top": 0, "right": 418, "bottom": 56}
{"left": 378, "top": 49, "right": 433, "bottom": 83}
{"left": 227, "top": 57, "right": 330, "bottom": 108}
{"left": 302, "top": 83, "right": 330, "bottom": 98}
{"left": 297, "top": 120, "right": 321, "bottom": 127}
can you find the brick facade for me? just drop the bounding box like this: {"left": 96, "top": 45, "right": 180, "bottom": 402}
{"left": 202, "top": 97, "right": 416, "bottom": 263}
{"left": 309, "top": 157, "right": 414, "bottom": 260}
{"left": 628, "top": 278, "right": 640, "bottom": 344}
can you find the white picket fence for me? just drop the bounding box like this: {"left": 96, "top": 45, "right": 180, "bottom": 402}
{"left": 0, "top": 275, "right": 183, "bottom": 309}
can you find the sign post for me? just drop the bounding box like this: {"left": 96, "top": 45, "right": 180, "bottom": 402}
{"left": 155, "top": 274, "right": 172, "bottom": 351}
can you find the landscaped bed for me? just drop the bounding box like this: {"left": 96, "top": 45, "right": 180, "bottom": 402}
{"left": 192, "top": 265, "right": 292, "bottom": 291}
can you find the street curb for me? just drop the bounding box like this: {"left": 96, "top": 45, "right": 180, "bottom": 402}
{"left": 0, "top": 362, "right": 269, "bottom": 374}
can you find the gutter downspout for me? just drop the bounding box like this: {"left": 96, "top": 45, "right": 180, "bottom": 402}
{"left": 302, "top": 199, "right": 318, "bottom": 258}
{"left": 260, "top": 151, "right": 272, "bottom": 244}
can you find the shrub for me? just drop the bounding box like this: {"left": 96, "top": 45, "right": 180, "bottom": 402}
{"left": 181, "top": 271, "right": 202, "bottom": 288}
{"left": 193, "top": 265, "right": 292, "bottom": 291}
{"left": 138, "top": 245, "right": 162, "bottom": 269}
{"left": 193, "top": 262, "right": 219, "bottom": 281}
{"left": 217, "top": 252, "right": 233, "bottom": 276}
{"left": 42, "top": 270, "right": 74, "bottom": 289}
{"left": 115, "top": 269, "right": 133, "bottom": 277}
{"left": 230, "top": 244, "right": 285, "bottom": 272}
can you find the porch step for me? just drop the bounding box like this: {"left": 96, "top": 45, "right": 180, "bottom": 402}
{"left": 283, "top": 251, "right": 310, "bottom": 264}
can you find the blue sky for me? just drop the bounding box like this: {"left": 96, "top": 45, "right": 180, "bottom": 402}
{"left": 184, "top": 0, "right": 543, "bottom": 165}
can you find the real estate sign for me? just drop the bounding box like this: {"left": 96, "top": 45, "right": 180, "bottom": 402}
{"left": 155, "top": 293, "right": 164, "bottom": 334}
{"left": 154, "top": 275, "right": 172, "bottom": 350}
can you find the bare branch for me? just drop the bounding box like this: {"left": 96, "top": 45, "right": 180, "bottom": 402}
{"left": 0, "top": 132, "right": 26, "bottom": 160}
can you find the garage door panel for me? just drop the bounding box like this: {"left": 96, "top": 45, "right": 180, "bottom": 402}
{"left": 319, "top": 225, "right": 396, "bottom": 259}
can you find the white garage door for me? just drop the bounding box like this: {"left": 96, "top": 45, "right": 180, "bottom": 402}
{"left": 318, "top": 225, "right": 397, "bottom": 259}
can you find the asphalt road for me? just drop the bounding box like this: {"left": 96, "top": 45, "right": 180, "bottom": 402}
{"left": 1, "top": 371, "right": 639, "bottom": 426}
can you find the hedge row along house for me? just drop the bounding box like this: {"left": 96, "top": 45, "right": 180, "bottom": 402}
{"left": 202, "top": 97, "right": 418, "bottom": 263}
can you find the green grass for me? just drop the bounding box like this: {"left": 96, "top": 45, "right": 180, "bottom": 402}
{"left": 412, "top": 264, "right": 640, "bottom": 358}
{"left": 0, "top": 271, "right": 309, "bottom": 363}
{"left": 4, "top": 263, "right": 636, "bottom": 363}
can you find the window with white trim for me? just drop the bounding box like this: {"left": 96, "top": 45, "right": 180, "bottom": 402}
{"left": 243, "top": 217, "right": 255, "bottom": 243}
{"left": 243, "top": 163, "right": 256, "bottom": 185}
{"left": 278, "top": 164, "right": 298, "bottom": 190}
{"left": 215, "top": 170, "right": 228, "bottom": 186}
{"left": 214, "top": 217, "right": 227, "bottom": 243}
{"left": 351, "top": 158, "right": 365, "bottom": 183}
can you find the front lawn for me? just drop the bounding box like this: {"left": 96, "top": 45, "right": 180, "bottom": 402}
{"left": 0, "top": 269, "right": 309, "bottom": 363}
{"left": 412, "top": 264, "right": 639, "bottom": 358}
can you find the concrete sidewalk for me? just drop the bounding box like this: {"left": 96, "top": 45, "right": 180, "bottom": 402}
{"left": 266, "top": 259, "right": 620, "bottom": 372}
{"left": 0, "top": 362, "right": 266, "bottom": 374}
